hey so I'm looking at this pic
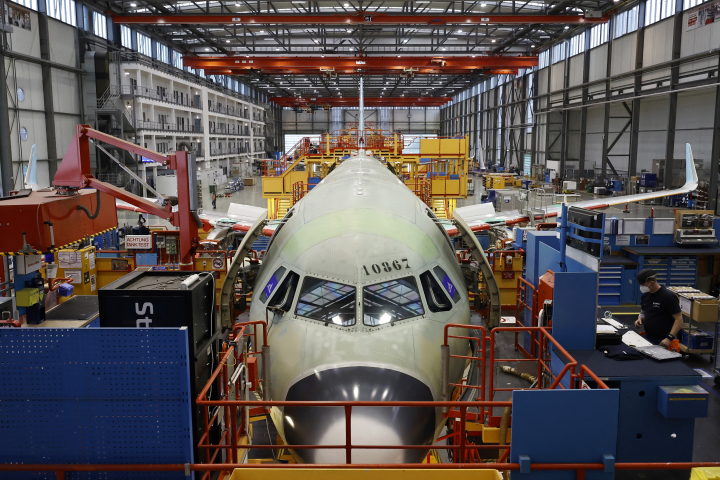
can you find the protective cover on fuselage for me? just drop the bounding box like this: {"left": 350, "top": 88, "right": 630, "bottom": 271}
{"left": 248, "top": 151, "right": 470, "bottom": 464}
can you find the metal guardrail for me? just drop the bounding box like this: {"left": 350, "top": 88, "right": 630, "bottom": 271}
{"left": 136, "top": 120, "right": 203, "bottom": 133}
{"left": 116, "top": 51, "right": 263, "bottom": 108}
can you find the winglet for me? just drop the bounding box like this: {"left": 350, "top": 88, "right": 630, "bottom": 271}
{"left": 24, "top": 144, "right": 39, "bottom": 191}
{"left": 684, "top": 143, "right": 699, "bottom": 190}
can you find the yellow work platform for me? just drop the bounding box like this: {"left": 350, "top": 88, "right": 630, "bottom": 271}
{"left": 692, "top": 468, "right": 720, "bottom": 480}
{"left": 229, "top": 469, "right": 502, "bottom": 480}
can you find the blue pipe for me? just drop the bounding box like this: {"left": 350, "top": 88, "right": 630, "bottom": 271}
{"left": 558, "top": 203, "right": 569, "bottom": 272}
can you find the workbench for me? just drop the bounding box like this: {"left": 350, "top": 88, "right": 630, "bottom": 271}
{"left": 558, "top": 347, "right": 703, "bottom": 463}
{"left": 23, "top": 295, "right": 100, "bottom": 328}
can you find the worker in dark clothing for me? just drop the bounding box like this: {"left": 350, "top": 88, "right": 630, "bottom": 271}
{"left": 634, "top": 269, "right": 683, "bottom": 347}
{"left": 212, "top": 192, "right": 217, "bottom": 209}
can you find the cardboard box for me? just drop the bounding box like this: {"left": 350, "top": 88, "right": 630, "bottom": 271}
{"left": 244, "top": 177, "right": 255, "bottom": 186}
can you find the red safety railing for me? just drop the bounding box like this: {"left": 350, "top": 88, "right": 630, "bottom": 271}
{"left": 264, "top": 136, "right": 312, "bottom": 177}
{"left": 292, "top": 181, "right": 309, "bottom": 205}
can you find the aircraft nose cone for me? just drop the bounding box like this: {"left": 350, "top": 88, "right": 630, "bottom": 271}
{"left": 282, "top": 367, "right": 436, "bottom": 464}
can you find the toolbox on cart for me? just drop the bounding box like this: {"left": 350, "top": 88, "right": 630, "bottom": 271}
{"left": 679, "top": 329, "right": 714, "bottom": 350}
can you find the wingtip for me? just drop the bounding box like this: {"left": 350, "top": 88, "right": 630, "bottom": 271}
{"left": 685, "top": 143, "right": 699, "bottom": 189}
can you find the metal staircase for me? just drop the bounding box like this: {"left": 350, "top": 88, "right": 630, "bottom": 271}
{"left": 432, "top": 199, "right": 448, "bottom": 219}
{"left": 96, "top": 86, "right": 135, "bottom": 134}
{"left": 276, "top": 198, "right": 292, "bottom": 219}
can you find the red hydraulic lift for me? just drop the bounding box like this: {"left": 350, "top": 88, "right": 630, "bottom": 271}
{"left": 52, "top": 125, "right": 201, "bottom": 270}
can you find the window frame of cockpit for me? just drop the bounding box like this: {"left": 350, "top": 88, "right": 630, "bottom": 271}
{"left": 361, "top": 275, "right": 426, "bottom": 327}
{"left": 294, "top": 275, "right": 358, "bottom": 326}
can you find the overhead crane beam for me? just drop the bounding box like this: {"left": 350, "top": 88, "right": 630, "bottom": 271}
{"left": 270, "top": 96, "right": 452, "bottom": 107}
{"left": 110, "top": 12, "right": 607, "bottom": 26}
{"left": 182, "top": 55, "right": 537, "bottom": 70}
{"left": 200, "top": 68, "right": 519, "bottom": 75}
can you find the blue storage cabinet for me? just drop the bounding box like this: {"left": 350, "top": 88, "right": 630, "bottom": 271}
{"left": 598, "top": 264, "right": 622, "bottom": 305}
{"left": 598, "top": 257, "right": 638, "bottom": 306}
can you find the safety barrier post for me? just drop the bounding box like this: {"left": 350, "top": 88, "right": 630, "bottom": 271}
{"left": 459, "top": 405, "right": 467, "bottom": 463}
{"left": 344, "top": 405, "right": 352, "bottom": 464}
{"left": 440, "top": 345, "right": 450, "bottom": 413}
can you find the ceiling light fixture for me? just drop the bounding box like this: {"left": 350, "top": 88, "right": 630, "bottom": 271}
{"left": 205, "top": 47, "right": 210, "bottom": 51}
{"left": 130, "top": 2, "right": 137, "bottom": 6}
{"left": 226, "top": 40, "right": 231, "bottom": 43}
{"left": 564, "top": 25, "right": 569, "bottom": 29}
{"left": 491, "top": 39, "right": 496, "bottom": 43}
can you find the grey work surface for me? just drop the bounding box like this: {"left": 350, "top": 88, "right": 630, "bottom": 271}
{"left": 45, "top": 295, "right": 99, "bottom": 320}
{"left": 563, "top": 347, "right": 701, "bottom": 379}
{"left": 600, "top": 255, "right": 639, "bottom": 265}
{"left": 623, "top": 246, "right": 720, "bottom": 255}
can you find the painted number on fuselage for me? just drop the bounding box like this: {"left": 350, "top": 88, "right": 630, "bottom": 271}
{"left": 362, "top": 259, "right": 409, "bottom": 275}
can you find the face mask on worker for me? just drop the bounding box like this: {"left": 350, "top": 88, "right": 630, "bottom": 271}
{"left": 639, "top": 285, "right": 651, "bottom": 294}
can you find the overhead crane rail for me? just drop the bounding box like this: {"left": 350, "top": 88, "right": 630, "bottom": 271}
{"left": 110, "top": 13, "right": 609, "bottom": 26}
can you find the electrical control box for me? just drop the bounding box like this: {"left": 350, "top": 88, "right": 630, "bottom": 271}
{"left": 15, "top": 254, "right": 43, "bottom": 275}
{"left": 156, "top": 235, "right": 166, "bottom": 249}
{"left": 166, "top": 236, "right": 177, "bottom": 255}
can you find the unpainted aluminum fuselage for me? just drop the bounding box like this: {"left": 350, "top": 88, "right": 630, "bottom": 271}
{"left": 249, "top": 151, "right": 470, "bottom": 463}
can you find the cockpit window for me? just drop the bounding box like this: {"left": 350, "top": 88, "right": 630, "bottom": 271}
{"left": 433, "top": 266, "right": 461, "bottom": 303}
{"left": 260, "top": 266, "right": 287, "bottom": 303}
{"left": 420, "top": 271, "right": 452, "bottom": 312}
{"left": 363, "top": 277, "right": 424, "bottom": 326}
{"left": 267, "top": 271, "right": 299, "bottom": 313}
{"left": 295, "top": 277, "right": 356, "bottom": 326}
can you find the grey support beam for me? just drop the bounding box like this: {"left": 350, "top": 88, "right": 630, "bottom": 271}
{"left": 663, "top": 0, "right": 685, "bottom": 188}
{"left": 578, "top": 27, "right": 591, "bottom": 177}
{"left": 600, "top": 17, "right": 615, "bottom": 181}
{"left": 709, "top": 53, "right": 720, "bottom": 213}
{"left": 0, "top": 49, "right": 13, "bottom": 195}
{"left": 37, "top": 9, "right": 59, "bottom": 181}
{"left": 560, "top": 40, "right": 570, "bottom": 177}
{"left": 628, "top": 1, "right": 646, "bottom": 177}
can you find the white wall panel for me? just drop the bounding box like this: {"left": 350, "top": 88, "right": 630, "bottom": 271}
{"left": 538, "top": 68, "right": 549, "bottom": 95}
{"left": 638, "top": 96, "right": 669, "bottom": 130}
{"left": 51, "top": 70, "right": 80, "bottom": 114}
{"left": 55, "top": 115, "right": 81, "bottom": 159}
{"left": 47, "top": 17, "right": 77, "bottom": 66}
{"left": 588, "top": 44, "right": 608, "bottom": 95}
{"left": 550, "top": 62, "right": 565, "bottom": 91}
{"left": 636, "top": 130, "right": 668, "bottom": 172}
{"left": 680, "top": 11, "right": 720, "bottom": 77}
{"left": 611, "top": 33, "right": 637, "bottom": 90}
{"left": 8, "top": 9, "right": 41, "bottom": 58}
{"left": 10, "top": 111, "right": 47, "bottom": 162}
{"left": 6, "top": 60, "right": 45, "bottom": 111}
{"left": 642, "top": 18, "right": 674, "bottom": 81}
{"left": 568, "top": 55, "right": 584, "bottom": 88}
{"left": 586, "top": 106, "right": 605, "bottom": 134}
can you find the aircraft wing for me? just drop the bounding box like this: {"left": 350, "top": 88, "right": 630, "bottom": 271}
{"left": 456, "top": 143, "right": 700, "bottom": 232}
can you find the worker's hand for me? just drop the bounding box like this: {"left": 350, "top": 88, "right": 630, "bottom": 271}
{"left": 634, "top": 318, "right": 643, "bottom": 328}
{"left": 660, "top": 338, "right": 671, "bottom": 348}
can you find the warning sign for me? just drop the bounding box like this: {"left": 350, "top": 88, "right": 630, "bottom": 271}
{"left": 212, "top": 257, "right": 225, "bottom": 271}
{"left": 125, "top": 235, "right": 153, "bottom": 249}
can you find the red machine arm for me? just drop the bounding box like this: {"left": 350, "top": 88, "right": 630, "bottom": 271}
{"left": 52, "top": 125, "right": 199, "bottom": 270}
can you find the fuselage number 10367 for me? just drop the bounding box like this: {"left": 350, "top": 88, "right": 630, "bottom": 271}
{"left": 363, "top": 259, "right": 409, "bottom": 275}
